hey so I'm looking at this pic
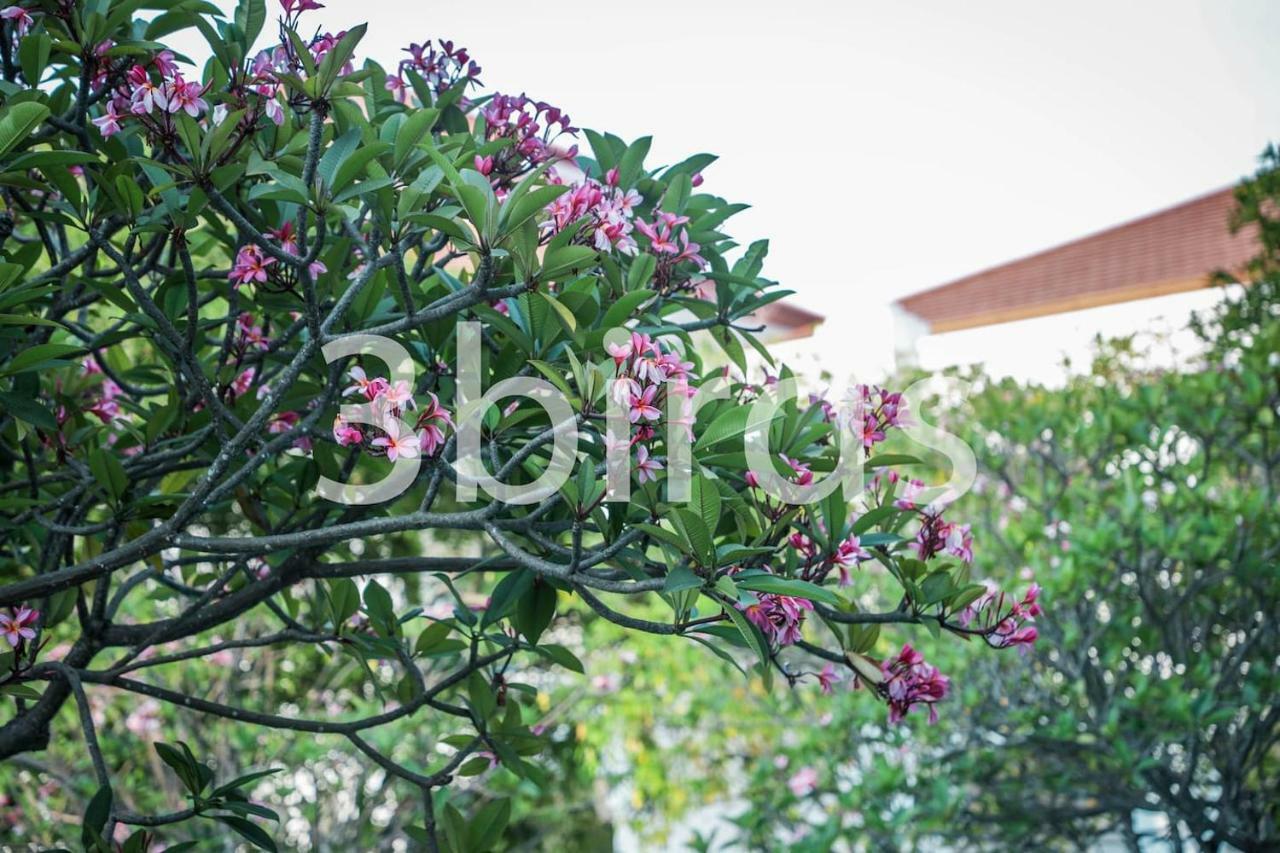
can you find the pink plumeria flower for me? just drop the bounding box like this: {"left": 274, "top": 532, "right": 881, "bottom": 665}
{"left": 385, "top": 74, "right": 408, "bottom": 103}
{"left": 816, "top": 663, "right": 842, "bottom": 695}
{"left": 228, "top": 245, "right": 274, "bottom": 287}
{"left": 780, "top": 454, "right": 814, "bottom": 486}
{"left": 610, "top": 376, "right": 641, "bottom": 409}
{"left": 269, "top": 221, "right": 299, "bottom": 254}
{"left": 229, "top": 367, "right": 256, "bottom": 399}
{"left": 236, "top": 313, "right": 270, "bottom": 351}
{"left": 606, "top": 339, "right": 632, "bottom": 365}
{"left": 268, "top": 411, "right": 300, "bottom": 434}
{"left": 881, "top": 643, "right": 950, "bottom": 724}
{"left": 634, "top": 444, "right": 663, "bottom": 484}
{"left": 0, "top": 5, "right": 33, "bottom": 37}
{"left": 628, "top": 384, "right": 661, "bottom": 423}
{"left": 126, "top": 64, "right": 166, "bottom": 114}
{"left": 152, "top": 49, "right": 179, "bottom": 78}
{"left": 787, "top": 766, "right": 818, "bottom": 797}
{"left": 342, "top": 366, "right": 382, "bottom": 399}
{"left": 87, "top": 398, "right": 123, "bottom": 424}
{"left": 0, "top": 606, "right": 39, "bottom": 648}
{"left": 741, "top": 591, "right": 813, "bottom": 647}
{"left": 375, "top": 379, "right": 415, "bottom": 414}
{"left": 280, "top": 0, "right": 325, "bottom": 14}
{"left": 371, "top": 420, "right": 421, "bottom": 462}
{"left": 92, "top": 102, "right": 127, "bottom": 138}
{"left": 333, "top": 415, "right": 363, "bottom": 447}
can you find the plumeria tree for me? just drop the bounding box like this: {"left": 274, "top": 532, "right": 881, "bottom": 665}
{"left": 0, "top": 1, "right": 1041, "bottom": 848}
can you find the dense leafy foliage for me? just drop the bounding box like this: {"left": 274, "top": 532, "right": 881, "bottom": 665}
{"left": 0, "top": 1, "right": 1043, "bottom": 849}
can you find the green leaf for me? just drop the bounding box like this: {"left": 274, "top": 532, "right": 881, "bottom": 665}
{"left": 537, "top": 643, "right": 584, "bottom": 673}
{"left": 414, "top": 620, "right": 454, "bottom": 654}
{"left": 81, "top": 785, "right": 113, "bottom": 851}
{"left": 0, "top": 102, "right": 50, "bottom": 161}
{"left": 155, "top": 742, "right": 202, "bottom": 795}
{"left": 689, "top": 475, "right": 722, "bottom": 535}
{"left": 214, "top": 816, "right": 278, "bottom": 853}
{"left": 499, "top": 183, "right": 567, "bottom": 238}
{"left": 514, "top": 580, "right": 556, "bottom": 644}
{"left": 635, "top": 522, "right": 690, "bottom": 552}
{"left": 362, "top": 580, "right": 397, "bottom": 637}
{"left": 393, "top": 107, "right": 439, "bottom": 169}
{"left": 541, "top": 245, "right": 597, "bottom": 280}
{"left": 87, "top": 448, "right": 128, "bottom": 501}
{"left": 210, "top": 767, "right": 283, "bottom": 799}
{"left": 735, "top": 573, "right": 841, "bottom": 606}
{"left": 538, "top": 292, "right": 577, "bottom": 334}
{"left": 469, "top": 797, "right": 512, "bottom": 851}
{"left": 482, "top": 568, "right": 534, "bottom": 628}
{"left": 0, "top": 682, "right": 42, "bottom": 699}
{"left": 0, "top": 391, "right": 56, "bottom": 431}
{"left": 670, "top": 508, "right": 714, "bottom": 566}
{"left": 456, "top": 168, "right": 499, "bottom": 242}
{"left": 625, "top": 254, "right": 657, "bottom": 292}
{"left": 316, "top": 128, "right": 361, "bottom": 192}
{"left": 234, "top": 0, "right": 267, "bottom": 48}
{"left": 600, "top": 288, "right": 655, "bottom": 330}
{"left": 467, "top": 671, "right": 497, "bottom": 719}
{"left": 18, "top": 32, "right": 51, "bottom": 85}
{"left": 662, "top": 564, "right": 703, "bottom": 594}
{"left": 616, "top": 135, "right": 652, "bottom": 188}
{"left": 314, "top": 23, "right": 365, "bottom": 92}
{"left": 851, "top": 504, "right": 898, "bottom": 536}
{"left": 949, "top": 583, "right": 988, "bottom": 612}
{"left": 326, "top": 578, "right": 360, "bottom": 628}
{"left": 0, "top": 342, "right": 81, "bottom": 376}
{"left": 721, "top": 597, "right": 771, "bottom": 668}
{"left": 866, "top": 453, "right": 924, "bottom": 469}
{"left": 695, "top": 406, "right": 751, "bottom": 450}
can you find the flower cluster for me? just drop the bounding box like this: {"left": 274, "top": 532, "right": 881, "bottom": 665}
{"left": 242, "top": 46, "right": 291, "bottom": 126}
{"left": 908, "top": 508, "right": 974, "bottom": 564}
{"left": 92, "top": 49, "right": 207, "bottom": 139}
{"left": 385, "top": 38, "right": 481, "bottom": 104}
{"left": 635, "top": 209, "right": 707, "bottom": 292}
{"left": 229, "top": 222, "right": 327, "bottom": 290}
{"left": 784, "top": 527, "right": 871, "bottom": 588}
{"left": 334, "top": 367, "right": 454, "bottom": 462}
{"left": 480, "top": 93, "right": 577, "bottom": 184}
{"left": 845, "top": 384, "right": 910, "bottom": 451}
{"left": 958, "top": 582, "right": 1043, "bottom": 650}
{"left": 740, "top": 589, "right": 814, "bottom": 647}
{"left": 880, "top": 643, "right": 950, "bottom": 724}
{"left": 542, "top": 168, "right": 642, "bottom": 255}
{"left": 605, "top": 331, "right": 695, "bottom": 483}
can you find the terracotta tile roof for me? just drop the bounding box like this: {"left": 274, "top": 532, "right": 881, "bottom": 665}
{"left": 896, "top": 187, "right": 1261, "bottom": 333}
{"left": 754, "top": 301, "right": 825, "bottom": 343}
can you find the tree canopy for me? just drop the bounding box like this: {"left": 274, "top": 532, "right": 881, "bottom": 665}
{"left": 0, "top": 1, "right": 1045, "bottom": 849}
